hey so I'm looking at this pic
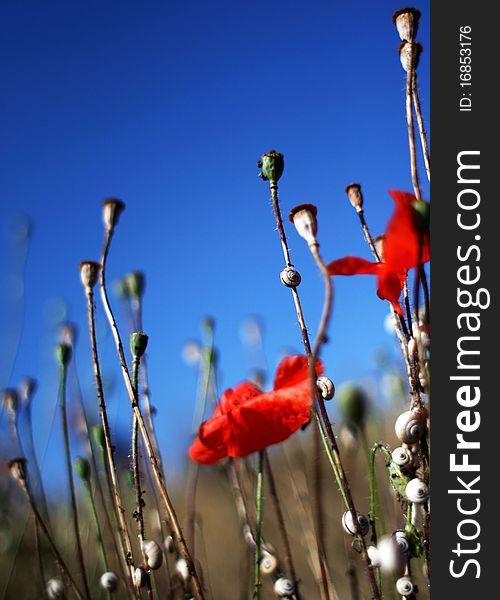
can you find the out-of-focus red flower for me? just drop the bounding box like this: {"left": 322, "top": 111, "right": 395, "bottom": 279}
{"left": 327, "top": 190, "right": 430, "bottom": 315}
{"left": 189, "top": 355, "right": 322, "bottom": 464}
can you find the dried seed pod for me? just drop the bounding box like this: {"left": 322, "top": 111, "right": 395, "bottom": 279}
{"left": 258, "top": 150, "right": 284, "bottom": 184}
{"left": 100, "top": 572, "right": 119, "bottom": 592}
{"left": 392, "top": 8, "right": 421, "bottom": 42}
{"left": 405, "top": 478, "right": 429, "bottom": 503}
{"left": 345, "top": 183, "right": 363, "bottom": 213}
{"left": 367, "top": 545, "right": 381, "bottom": 568}
{"left": 395, "top": 410, "right": 426, "bottom": 444}
{"left": 399, "top": 41, "right": 422, "bottom": 72}
{"left": 133, "top": 567, "right": 147, "bottom": 588}
{"left": 46, "top": 578, "right": 65, "bottom": 599}
{"left": 396, "top": 575, "right": 415, "bottom": 596}
{"left": 79, "top": 260, "right": 101, "bottom": 289}
{"left": 391, "top": 446, "right": 413, "bottom": 468}
{"left": 19, "top": 377, "right": 37, "bottom": 407}
{"left": 316, "top": 376, "right": 335, "bottom": 400}
{"left": 280, "top": 266, "right": 301, "bottom": 288}
{"left": 374, "top": 234, "right": 385, "bottom": 260}
{"left": 260, "top": 552, "right": 278, "bottom": 574}
{"left": 274, "top": 577, "right": 295, "bottom": 597}
{"left": 103, "top": 198, "right": 125, "bottom": 231}
{"left": 141, "top": 539, "right": 163, "bottom": 570}
{"left": 393, "top": 530, "right": 411, "bottom": 555}
{"left": 175, "top": 557, "right": 190, "bottom": 581}
{"left": 377, "top": 535, "right": 405, "bottom": 575}
{"left": 342, "top": 511, "right": 369, "bottom": 536}
{"left": 289, "top": 204, "right": 318, "bottom": 246}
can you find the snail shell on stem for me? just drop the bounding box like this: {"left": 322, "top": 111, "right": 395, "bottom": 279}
{"left": 141, "top": 539, "right": 163, "bottom": 570}
{"left": 100, "top": 572, "right": 119, "bottom": 592}
{"left": 260, "top": 552, "right": 278, "bottom": 574}
{"left": 391, "top": 446, "right": 413, "bottom": 468}
{"left": 46, "top": 579, "right": 65, "bottom": 600}
{"left": 280, "top": 266, "right": 301, "bottom": 288}
{"left": 342, "top": 511, "right": 369, "bottom": 536}
{"left": 395, "top": 410, "right": 426, "bottom": 444}
{"left": 274, "top": 577, "right": 295, "bottom": 597}
{"left": 316, "top": 376, "right": 335, "bottom": 400}
{"left": 133, "top": 568, "right": 147, "bottom": 588}
{"left": 405, "top": 477, "right": 429, "bottom": 503}
{"left": 396, "top": 575, "right": 415, "bottom": 597}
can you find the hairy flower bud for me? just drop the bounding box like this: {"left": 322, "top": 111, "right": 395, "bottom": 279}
{"left": 289, "top": 204, "right": 318, "bottom": 247}
{"left": 103, "top": 198, "right": 125, "bottom": 231}
{"left": 74, "top": 457, "right": 91, "bottom": 482}
{"left": 130, "top": 331, "right": 149, "bottom": 359}
{"left": 345, "top": 183, "right": 363, "bottom": 213}
{"left": 79, "top": 260, "right": 101, "bottom": 289}
{"left": 392, "top": 8, "right": 421, "bottom": 42}
{"left": 258, "top": 150, "right": 284, "bottom": 184}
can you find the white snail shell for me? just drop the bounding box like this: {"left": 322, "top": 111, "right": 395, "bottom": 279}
{"left": 393, "top": 530, "right": 410, "bottom": 555}
{"left": 316, "top": 376, "right": 335, "bottom": 400}
{"left": 100, "top": 572, "right": 119, "bottom": 592}
{"left": 408, "top": 337, "right": 418, "bottom": 359}
{"left": 134, "top": 567, "right": 147, "bottom": 588}
{"left": 141, "top": 539, "right": 163, "bottom": 570}
{"left": 391, "top": 446, "right": 413, "bottom": 468}
{"left": 405, "top": 478, "right": 429, "bottom": 503}
{"left": 46, "top": 579, "right": 65, "bottom": 599}
{"left": 164, "top": 534, "right": 175, "bottom": 553}
{"left": 342, "top": 511, "right": 369, "bottom": 536}
{"left": 367, "top": 545, "right": 381, "bottom": 568}
{"left": 280, "top": 266, "right": 301, "bottom": 288}
{"left": 175, "top": 558, "right": 190, "bottom": 582}
{"left": 260, "top": 552, "right": 278, "bottom": 574}
{"left": 395, "top": 410, "right": 426, "bottom": 444}
{"left": 396, "top": 576, "right": 415, "bottom": 596}
{"left": 377, "top": 535, "right": 405, "bottom": 575}
{"left": 274, "top": 577, "right": 295, "bottom": 597}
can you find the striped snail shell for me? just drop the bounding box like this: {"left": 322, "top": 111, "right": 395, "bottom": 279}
{"left": 367, "top": 545, "right": 381, "bottom": 568}
{"left": 133, "top": 568, "right": 147, "bottom": 588}
{"left": 396, "top": 576, "right": 415, "bottom": 596}
{"left": 316, "top": 376, "right": 335, "bottom": 400}
{"left": 342, "top": 511, "right": 369, "bottom": 536}
{"left": 141, "top": 539, "right": 163, "bottom": 570}
{"left": 260, "top": 552, "right": 278, "bottom": 574}
{"left": 391, "top": 446, "right": 413, "bottom": 468}
{"left": 100, "top": 572, "right": 119, "bottom": 592}
{"left": 280, "top": 266, "right": 301, "bottom": 288}
{"left": 46, "top": 579, "right": 65, "bottom": 599}
{"left": 274, "top": 577, "right": 295, "bottom": 597}
{"left": 393, "top": 530, "right": 410, "bottom": 555}
{"left": 405, "top": 478, "right": 429, "bottom": 503}
{"left": 395, "top": 410, "right": 426, "bottom": 444}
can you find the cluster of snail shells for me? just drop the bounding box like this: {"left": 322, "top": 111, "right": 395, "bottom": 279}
{"left": 342, "top": 510, "right": 369, "bottom": 536}
{"left": 395, "top": 409, "right": 427, "bottom": 445}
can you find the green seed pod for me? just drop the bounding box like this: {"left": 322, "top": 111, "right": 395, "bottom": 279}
{"left": 92, "top": 425, "right": 106, "bottom": 450}
{"left": 55, "top": 343, "right": 72, "bottom": 368}
{"left": 337, "top": 383, "right": 368, "bottom": 428}
{"left": 74, "top": 457, "right": 91, "bottom": 481}
{"left": 258, "top": 150, "right": 284, "bottom": 184}
{"left": 130, "top": 331, "right": 149, "bottom": 359}
{"left": 125, "top": 271, "right": 145, "bottom": 300}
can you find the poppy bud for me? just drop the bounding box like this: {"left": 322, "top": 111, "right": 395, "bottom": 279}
{"left": 345, "top": 183, "right": 363, "bottom": 213}
{"left": 398, "top": 41, "right": 422, "bottom": 72}
{"left": 2, "top": 388, "right": 19, "bottom": 417}
{"left": 392, "top": 8, "right": 421, "bottom": 42}
{"left": 74, "top": 457, "right": 91, "bottom": 482}
{"left": 289, "top": 204, "right": 318, "bottom": 247}
{"left": 9, "top": 457, "right": 27, "bottom": 483}
{"left": 337, "top": 383, "right": 368, "bottom": 429}
{"left": 19, "top": 377, "right": 37, "bottom": 407}
{"left": 55, "top": 343, "right": 72, "bottom": 368}
{"left": 103, "top": 198, "right": 125, "bottom": 231}
{"left": 130, "top": 331, "right": 149, "bottom": 359}
{"left": 125, "top": 271, "right": 145, "bottom": 300}
{"left": 258, "top": 150, "right": 284, "bottom": 184}
{"left": 46, "top": 578, "right": 65, "bottom": 599}
{"left": 79, "top": 261, "right": 101, "bottom": 289}
{"left": 100, "top": 571, "right": 119, "bottom": 592}
{"left": 92, "top": 424, "right": 106, "bottom": 450}
{"left": 280, "top": 266, "right": 301, "bottom": 288}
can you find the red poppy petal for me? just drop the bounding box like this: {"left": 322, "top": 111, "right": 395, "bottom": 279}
{"left": 376, "top": 265, "right": 404, "bottom": 304}
{"left": 197, "top": 414, "right": 229, "bottom": 455}
{"left": 217, "top": 382, "right": 261, "bottom": 415}
{"left": 188, "top": 435, "right": 226, "bottom": 464}
{"left": 327, "top": 256, "right": 379, "bottom": 276}
{"left": 273, "top": 355, "right": 323, "bottom": 391}
{"left": 225, "top": 382, "right": 313, "bottom": 457}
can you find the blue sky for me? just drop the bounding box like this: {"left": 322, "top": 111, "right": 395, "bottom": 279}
{"left": 1, "top": 0, "right": 429, "bottom": 489}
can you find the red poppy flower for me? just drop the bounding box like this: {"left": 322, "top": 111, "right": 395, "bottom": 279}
{"left": 189, "top": 355, "right": 322, "bottom": 464}
{"left": 327, "top": 190, "right": 430, "bottom": 315}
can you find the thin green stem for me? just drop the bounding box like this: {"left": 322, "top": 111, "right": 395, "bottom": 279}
{"left": 253, "top": 451, "right": 264, "bottom": 600}
{"left": 84, "top": 479, "right": 109, "bottom": 573}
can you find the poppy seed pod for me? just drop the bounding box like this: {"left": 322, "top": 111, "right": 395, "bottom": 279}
{"left": 258, "top": 150, "right": 284, "bottom": 184}
{"left": 399, "top": 41, "right": 422, "bottom": 72}
{"left": 100, "top": 571, "right": 119, "bottom": 592}
{"left": 405, "top": 477, "right": 429, "bottom": 503}
{"left": 337, "top": 383, "right": 368, "bottom": 429}
{"left": 274, "top": 577, "right": 295, "bottom": 597}
{"left": 260, "top": 552, "right": 278, "bottom": 574}
{"left": 395, "top": 410, "right": 426, "bottom": 444}
{"left": 367, "top": 545, "right": 381, "bottom": 568}
{"left": 74, "top": 457, "right": 91, "bottom": 482}
{"left": 345, "top": 183, "right": 363, "bottom": 213}
{"left": 288, "top": 204, "right": 318, "bottom": 247}
{"left": 55, "top": 343, "right": 72, "bottom": 368}
{"left": 79, "top": 261, "right": 101, "bottom": 289}
{"left": 2, "top": 388, "right": 19, "bottom": 417}
{"left": 46, "top": 578, "right": 65, "bottom": 599}
{"left": 391, "top": 446, "right": 413, "bottom": 468}
{"left": 133, "top": 567, "right": 147, "bottom": 588}
{"left": 8, "top": 457, "right": 27, "bottom": 483}
{"left": 130, "top": 331, "right": 149, "bottom": 359}
{"left": 175, "top": 557, "right": 190, "bottom": 581}
{"left": 141, "top": 539, "right": 163, "bottom": 570}
{"left": 125, "top": 271, "right": 145, "bottom": 300}
{"left": 280, "top": 266, "right": 301, "bottom": 288}
{"left": 103, "top": 198, "right": 125, "bottom": 231}
{"left": 392, "top": 8, "right": 421, "bottom": 42}
{"left": 342, "top": 510, "right": 369, "bottom": 536}
{"left": 396, "top": 575, "right": 415, "bottom": 597}
{"left": 316, "top": 376, "right": 335, "bottom": 400}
